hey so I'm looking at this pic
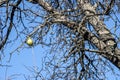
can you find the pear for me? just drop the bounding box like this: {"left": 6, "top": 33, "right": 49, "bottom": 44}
{"left": 26, "top": 37, "right": 33, "bottom": 46}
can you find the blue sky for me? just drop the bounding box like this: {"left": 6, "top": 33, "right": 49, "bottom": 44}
{"left": 0, "top": 19, "right": 120, "bottom": 80}
{"left": 0, "top": 1, "right": 120, "bottom": 80}
{"left": 0, "top": 45, "right": 44, "bottom": 79}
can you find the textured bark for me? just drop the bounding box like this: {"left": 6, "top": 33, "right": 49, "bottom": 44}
{"left": 28, "top": 0, "right": 120, "bottom": 69}
{"left": 78, "top": 0, "right": 120, "bottom": 69}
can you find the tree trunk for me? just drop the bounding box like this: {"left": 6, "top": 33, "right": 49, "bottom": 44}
{"left": 28, "top": 0, "right": 120, "bottom": 69}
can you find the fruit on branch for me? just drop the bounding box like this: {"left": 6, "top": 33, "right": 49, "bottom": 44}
{"left": 26, "top": 37, "right": 33, "bottom": 46}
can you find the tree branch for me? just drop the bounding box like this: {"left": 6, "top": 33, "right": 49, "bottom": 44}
{"left": 0, "top": 0, "right": 22, "bottom": 50}
{"left": 28, "top": 0, "right": 120, "bottom": 69}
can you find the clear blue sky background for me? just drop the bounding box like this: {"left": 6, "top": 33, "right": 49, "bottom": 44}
{"left": 0, "top": 1, "right": 120, "bottom": 80}
{"left": 0, "top": 44, "right": 44, "bottom": 79}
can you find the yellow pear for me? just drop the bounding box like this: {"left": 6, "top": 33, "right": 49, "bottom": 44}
{"left": 26, "top": 37, "right": 33, "bottom": 46}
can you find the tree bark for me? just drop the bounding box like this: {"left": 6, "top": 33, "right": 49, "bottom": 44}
{"left": 28, "top": 0, "right": 120, "bottom": 69}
